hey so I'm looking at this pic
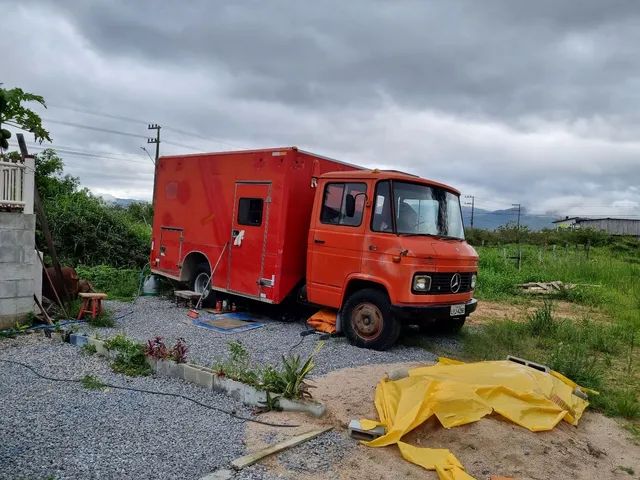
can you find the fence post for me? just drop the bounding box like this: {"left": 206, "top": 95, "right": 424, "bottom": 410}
{"left": 23, "top": 157, "right": 35, "bottom": 214}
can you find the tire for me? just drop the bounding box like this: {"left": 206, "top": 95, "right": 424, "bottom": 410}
{"left": 430, "top": 316, "right": 466, "bottom": 334}
{"left": 342, "top": 288, "right": 401, "bottom": 351}
{"left": 190, "top": 263, "right": 216, "bottom": 307}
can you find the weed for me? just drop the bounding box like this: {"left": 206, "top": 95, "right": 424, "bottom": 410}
{"left": 261, "top": 344, "right": 322, "bottom": 399}
{"left": 81, "top": 375, "right": 106, "bottom": 390}
{"left": 81, "top": 343, "right": 97, "bottom": 355}
{"left": 213, "top": 340, "right": 322, "bottom": 400}
{"left": 105, "top": 334, "right": 150, "bottom": 377}
{"left": 525, "top": 300, "right": 557, "bottom": 336}
{"left": 548, "top": 342, "right": 604, "bottom": 390}
{"left": 87, "top": 309, "right": 115, "bottom": 328}
{"left": 615, "top": 466, "right": 635, "bottom": 476}
{"left": 624, "top": 423, "right": 640, "bottom": 442}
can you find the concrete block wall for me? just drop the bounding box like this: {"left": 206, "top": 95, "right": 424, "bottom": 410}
{"left": 0, "top": 212, "right": 37, "bottom": 329}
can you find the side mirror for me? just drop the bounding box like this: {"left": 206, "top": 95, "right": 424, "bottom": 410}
{"left": 345, "top": 194, "right": 356, "bottom": 217}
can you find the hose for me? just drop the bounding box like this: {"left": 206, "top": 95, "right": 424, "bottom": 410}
{"left": 0, "top": 359, "right": 300, "bottom": 429}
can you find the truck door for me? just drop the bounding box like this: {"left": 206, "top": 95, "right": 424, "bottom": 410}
{"left": 307, "top": 181, "right": 367, "bottom": 308}
{"left": 228, "top": 182, "right": 270, "bottom": 297}
{"left": 158, "top": 227, "right": 183, "bottom": 273}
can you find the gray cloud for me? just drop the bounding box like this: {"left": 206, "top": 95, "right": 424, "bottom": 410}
{"left": 2, "top": 0, "right": 640, "bottom": 217}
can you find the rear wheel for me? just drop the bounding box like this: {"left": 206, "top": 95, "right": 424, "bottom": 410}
{"left": 190, "top": 263, "right": 216, "bottom": 307}
{"left": 343, "top": 289, "right": 400, "bottom": 351}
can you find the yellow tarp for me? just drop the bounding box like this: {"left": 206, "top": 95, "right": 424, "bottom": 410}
{"left": 362, "top": 358, "right": 590, "bottom": 480}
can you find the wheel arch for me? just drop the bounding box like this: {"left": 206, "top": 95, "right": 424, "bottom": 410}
{"left": 180, "top": 250, "right": 211, "bottom": 283}
{"left": 341, "top": 275, "right": 392, "bottom": 308}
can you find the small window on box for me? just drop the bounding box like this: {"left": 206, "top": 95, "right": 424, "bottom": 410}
{"left": 238, "top": 198, "right": 264, "bottom": 226}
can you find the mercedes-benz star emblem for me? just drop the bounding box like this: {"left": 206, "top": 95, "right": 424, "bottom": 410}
{"left": 450, "top": 273, "right": 462, "bottom": 293}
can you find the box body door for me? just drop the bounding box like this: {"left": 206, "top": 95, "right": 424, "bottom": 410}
{"left": 228, "top": 182, "right": 271, "bottom": 297}
{"left": 158, "top": 227, "right": 183, "bottom": 273}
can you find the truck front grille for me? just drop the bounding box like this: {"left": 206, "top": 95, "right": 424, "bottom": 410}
{"left": 428, "top": 272, "right": 474, "bottom": 294}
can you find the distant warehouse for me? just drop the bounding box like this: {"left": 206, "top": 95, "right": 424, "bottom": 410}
{"left": 553, "top": 217, "right": 640, "bottom": 236}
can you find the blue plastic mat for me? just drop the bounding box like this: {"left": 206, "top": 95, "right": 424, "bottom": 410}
{"left": 191, "top": 312, "right": 266, "bottom": 334}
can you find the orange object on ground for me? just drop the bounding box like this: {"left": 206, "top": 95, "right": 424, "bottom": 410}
{"left": 307, "top": 309, "right": 337, "bottom": 334}
{"left": 77, "top": 292, "right": 107, "bottom": 319}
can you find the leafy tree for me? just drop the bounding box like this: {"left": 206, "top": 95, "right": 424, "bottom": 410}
{"left": 35, "top": 149, "right": 151, "bottom": 268}
{"left": 0, "top": 86, "right": 51, "bottom": 154}
{"left": 35, "top": 148, "right": 80, "bottom": 200}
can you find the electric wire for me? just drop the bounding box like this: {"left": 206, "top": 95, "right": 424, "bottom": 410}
{"left": 0, "top": 358, "right": 300, "bottom": 429}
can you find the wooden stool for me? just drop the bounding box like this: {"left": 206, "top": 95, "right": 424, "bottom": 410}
{"left": 77, "top": 292, "right": 108, "bottom": 319}
{"left": 174, "top": 290, "right": 201, "bottom": 308}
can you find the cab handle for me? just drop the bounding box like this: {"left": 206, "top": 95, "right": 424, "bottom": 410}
{"left": 314, "top": 238, "right": 325, "bottom": 244}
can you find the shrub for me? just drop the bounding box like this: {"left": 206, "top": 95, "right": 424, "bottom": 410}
{"left": 75, "top": 265, "right": 141, "bottom": 300}
{"left": 81, "top": 374, "right": 106, "bottom": 390}
{"left": 105, "top": 334, "right": 150, "bottom": 377}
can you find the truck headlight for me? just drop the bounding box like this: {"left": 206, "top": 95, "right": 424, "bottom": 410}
{"left": 412, "top": 275, "right": 432, "bottom": 293}
{"left": 471, "top": 274, "right": 477, "bottom": 289}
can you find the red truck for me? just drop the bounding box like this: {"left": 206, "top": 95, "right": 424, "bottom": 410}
{"left": 150, "top": 147, "right": 478, "bottom": 350}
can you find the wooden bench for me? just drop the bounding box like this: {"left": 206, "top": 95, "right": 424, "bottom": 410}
{"left": 77, "top": 292, "right": 108, "bottom": 319}
{"left": 174, "top": 290, "right": 201, "bottom": 308}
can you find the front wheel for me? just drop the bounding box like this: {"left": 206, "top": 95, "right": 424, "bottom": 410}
{"left": 342, "top": 289, "right": 400, "bottom": 351}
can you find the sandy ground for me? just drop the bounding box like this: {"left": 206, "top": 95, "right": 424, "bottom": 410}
{"left": 245, "top": 362, "right": 640, "bottom": 480}
{"left": 468, "top": 299, "right": 604, "bottom": 326}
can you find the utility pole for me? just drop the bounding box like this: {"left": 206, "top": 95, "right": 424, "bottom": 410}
{"left": 464, "top": 195, "right": 475, "bottom": 228}
{"left": 148, "top": 124, "right": 161, "bottom": 206}
{"left": 512, "top": 203, "right": 521, "bottom": 232}
{"left": 147, "top": 124, "right": 161, "bottom": 163}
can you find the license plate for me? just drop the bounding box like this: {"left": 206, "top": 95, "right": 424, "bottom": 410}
{"left": 450, "top": 304, "right": 466, "bottom": 316}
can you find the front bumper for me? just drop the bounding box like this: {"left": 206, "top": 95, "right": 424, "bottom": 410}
{"left": 391, "top": 298, "right": 478, "bottom": 321}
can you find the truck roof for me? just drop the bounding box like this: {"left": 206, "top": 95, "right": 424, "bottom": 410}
{"left": 160, "top": 146, "right": 363, "bottom": 170}
{"left": 320, "top": 169, "right": 461, "bottom": 195}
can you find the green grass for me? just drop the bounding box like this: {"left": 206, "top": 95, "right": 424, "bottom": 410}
{"left": 81, "top": 374, "right": 106, "bottom": 390}
{"left": 457, "top": 242, "right": 640, "bottom": 422}
{"left": 105, "top": 334, "right": 151, "bottom": 377}
{"left": 75, "top": 265, "right": 143, "bottom": 300}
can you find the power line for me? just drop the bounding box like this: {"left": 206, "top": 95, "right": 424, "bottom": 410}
{"left": 27, "top": 144, "right": 152, "bottom": 165}
{"left": 48, "top": 104, "right": 243, "bottom": 149}
{"left": 42, "top": 118, "right": 148, "bottom": 139}
{"left": 46, "top": 104, "right": 147, "bottom": 125}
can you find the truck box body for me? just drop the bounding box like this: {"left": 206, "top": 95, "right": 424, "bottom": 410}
{"left": 150, "top": 147, "right": 359, "bottom": 304}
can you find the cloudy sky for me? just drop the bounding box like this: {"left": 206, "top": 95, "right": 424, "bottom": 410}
{"left": 2, "top": 0, "right": 640, "bottom": 217}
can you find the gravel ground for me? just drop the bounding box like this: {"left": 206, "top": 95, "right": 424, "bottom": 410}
{"left": 0, "top": 296, "right": 452, "bottom": 480}
{"left": 76, "top": 296, "right": 440, "bottom": 376}
{"left": 0, "top": 334, "right": 255, "bottom": 480}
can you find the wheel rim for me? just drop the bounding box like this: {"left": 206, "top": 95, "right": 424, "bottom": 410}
{"left": 194, "top": 272, "right": 210, "bottom": 296}
{"left": 351, "top": 302, "right": 383, "bottom": 340}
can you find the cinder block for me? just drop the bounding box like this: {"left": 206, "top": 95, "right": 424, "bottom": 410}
{"left": 18, "top": 229, "right": 35, "bottom": 248}
{"left": 0, "top": 230, "right": 18, "bottom": 245}
{"left": 14, "top": 278, "right": 34, "bottom": 296}
{"left": 0, "top": 280, "right": 17, "bottom": 299}
{"left": 0, "top": 247, "right": 21, "bottom": 264}
{"left": 0, "top": 296, "right": 33, "bottom": 316}
{"left": 0, "top": 264, "right": 35, "bottom": 281}
{"left": 0, "top": 213, "right": 35, "bottom": 230}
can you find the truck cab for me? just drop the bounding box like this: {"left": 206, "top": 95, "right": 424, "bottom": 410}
{"left": 306, "top": 169, "right": 478, "bottom": 350}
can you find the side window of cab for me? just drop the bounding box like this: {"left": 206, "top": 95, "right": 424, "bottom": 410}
{"left": 320, "top": 182, "right": 366, "bottom": 227}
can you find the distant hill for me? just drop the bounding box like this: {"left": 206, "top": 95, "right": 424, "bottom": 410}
{"left": 98, "top": 194, "right": 145, "bottom": 207}
{"left": 462, "top": 206, "right": 555, "bottom": 231}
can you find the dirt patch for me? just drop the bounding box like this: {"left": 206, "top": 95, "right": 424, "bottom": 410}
{"left": 245, "top": 362, "right": 639, "bottom": 480}
{"left": 469, "top": 299, "right": 604, "bottom": 326}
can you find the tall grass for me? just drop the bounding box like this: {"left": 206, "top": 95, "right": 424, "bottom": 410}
{"left": 462, "top": 242, "right": 640, "bottom": 421}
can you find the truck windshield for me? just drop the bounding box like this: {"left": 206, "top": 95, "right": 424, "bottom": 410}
{"left": 372, "top": 180, "right": 465, "bottom": 239}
